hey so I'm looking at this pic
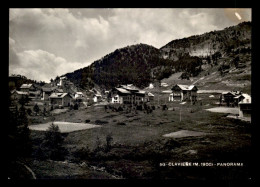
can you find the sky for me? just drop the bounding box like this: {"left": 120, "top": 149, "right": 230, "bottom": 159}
{"left": 9, "top": 8, "right": 251, "bottom": 83}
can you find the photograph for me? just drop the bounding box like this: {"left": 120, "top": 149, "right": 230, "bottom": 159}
{"left": 8, "top": 8, "right": 252, "bottom": 181}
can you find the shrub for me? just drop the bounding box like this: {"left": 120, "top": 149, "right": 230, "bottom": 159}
{"left": 73, "top": 146, "right": 91, "bottom": 161}
{"left": 162, "top": 104, "right": 168, "bottom": 110}
{"left": 94, "top": 136, "right": 102, "bottom": 152}
{"left": 85, "top": 119, "right": 91, "bottom": 123}
{"left": 117, "top": 122, "right": 126, "bottom": 126}
{"left": 27, "top": 108, "right": 32, "bottom": 116}
{"left": 117, "top": 106, "right": 123, "bottom": 112}
{"left": 95, "top": 120, "right": 109, "bottom": 125}
{"left": 33, "top": 104, "right": 40, "bottom": 115}
{"left": 136, "top": 105, "right": 143, "bottom": 111}
{"left": 74, "top": 103, "right": 79, "bottom": 110}
{"left": 105, "top": 133, "right": 113, "bottom": 152}
{"left": 163, "top": 139, "right": 181, "bottom": 151}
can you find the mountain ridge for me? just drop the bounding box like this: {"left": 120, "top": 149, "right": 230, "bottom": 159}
{"left": 63, "top": 21, "right": 251, "bottom": 91}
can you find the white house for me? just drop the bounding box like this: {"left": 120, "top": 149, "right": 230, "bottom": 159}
{"left": 148, "top": 83, "right": 154, "bottom": 89}
{"left": 75, "top": 92, "right": 84, "bottom": 99}
{"left": 57, "top": 76, "right": 67, "bottom": 87}
{"left": 238, "top": 94, "right": 251, "bottom": 117}
{"left": 170, "top": 84, "right": 198, "bottom": 102}
{"left": 93, "top": 94, "right": 102, "bottom": 103}
{"left": 110, "top": 85, "right": 146, "bottom": 105}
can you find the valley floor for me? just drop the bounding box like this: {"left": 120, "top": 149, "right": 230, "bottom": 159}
{"left": 24, "top": 99, "right": 252, "bottom": 180}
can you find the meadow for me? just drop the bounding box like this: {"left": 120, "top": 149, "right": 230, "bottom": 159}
{"left": 28, "top": 96, "right": 252, "bottom": 180}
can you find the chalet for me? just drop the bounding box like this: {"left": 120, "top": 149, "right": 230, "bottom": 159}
{"left": 75, "top": 92, "right": 84, "bottom": 99}
{"left": 238, "top": 94, "right": 251, "bottom": 117}
{"left": 111, "top": 87, "right": 130, "bottom": 104}
{"left": 110, "top": 84, "right": 146, "bottom": 105}
{"left": 20, "top": 84, "right": 36, "bottom": 93}
{"left": 41, "top": 86, "right": 58, "bottom": 100}
{"left": 49, "top": 93, "right": 72, "bottom": 107}
{"left": 170, "top": 84, "right": 198, "bottom": 102}
{"left": 11, "top": 90, "right": 29, "bottom": 100}
{"left": 221, "top": 91, "right": 243, "bottom": 107}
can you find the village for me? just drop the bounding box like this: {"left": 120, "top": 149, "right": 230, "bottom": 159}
{"left": 7, "top": 7, "right": 254, "bottom": 181}
{"left": 7, "top": 73, "right": 252, "bottom": 179}
{"left": 10, "top": 74, "right": 251, "bottom": 122}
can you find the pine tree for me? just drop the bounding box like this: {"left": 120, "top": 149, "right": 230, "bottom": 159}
{"left": 43, "top": 123, "right": 66, "bottom": 160}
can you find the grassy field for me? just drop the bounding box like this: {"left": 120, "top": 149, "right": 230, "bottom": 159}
{"left": 28, "top": 98, "right": 252, "bottom": 180}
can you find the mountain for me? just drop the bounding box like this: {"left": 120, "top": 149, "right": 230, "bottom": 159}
{"left": 65, "top": 44, "right": 170, "bottom": 89}
{"left": 160, "top": 21, "right": 251, "bottom": 60}
{"left": 63, "top": 21, "right": 251, "bottom": 92}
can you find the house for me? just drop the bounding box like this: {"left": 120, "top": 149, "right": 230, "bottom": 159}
{"left": 20, "top": 84, "right": 36, "bottom": 93}
{"left": 41, "top": 86, "right": 58, "bottom": 100}
{"left": 28, "top": 90, "right": 41, "bottom": 99}
{"left": 11, "top": 90, "right": 29, "bottom": 100}
{"left": 75, "top": 92, "right": 84, "bottom": 99}
{"left": 110, "top": 84, "right": 146, "bottom": 105}
{"left": 110, "top": 88, "right": 130, "bottom": 104}
{"left": 57, "top": 76, "right": 67, "bottom": 87}
{"left": 49, "top": 93, "right": 72, "bottom": 107}
{"left": 238, "top": 94, "right": 251, "bottom": 117}
{"left": 160, "top": 83, "right": 169, "bottom": 87}
{"left": 148, "top": 83, "right": 154, "bottom": 89}
{"left": 170, "top": 84, "right": 198, "bottom": 102}
{"left": 93, "top": 94, "right": 102, "bottom": 103}
{"left": 221, "top": 91, "right": 243, "bottom": 107}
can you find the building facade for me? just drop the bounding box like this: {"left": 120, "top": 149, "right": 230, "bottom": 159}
{"left": 170, "top": 84, "right": 198, "bottom": 102}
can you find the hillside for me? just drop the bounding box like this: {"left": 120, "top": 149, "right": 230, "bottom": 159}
{"left": 160, "top": 22, "right": 251, "bottom": 60}
{"left": 64, "top": 21, "right": 251, "bottom": 92}
{"left": 65, "top": 44, "right": 171, "bottom": 89}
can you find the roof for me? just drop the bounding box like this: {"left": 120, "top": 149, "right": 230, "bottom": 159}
{"left": 222, "top": 91, "right": 236, "bottom": 96}
{"left": 148, "top": 92, "right": 154, "bottom": 97}
{"left": 138, "top": 90, "right": 146, "bottom": 94}
{"left": 15, "top": 91, "right": 29, "bottom": 95}
{"left": 49, "top": 93, "right": 69, "bottom": 99}
{"left": 173, "top": 84, "right": 197, "bottom": 91}
{"left": 20, "top": 84, "right": 33, "bottom": 89}
{"left": 115, "top": 87, "right": 131, "bottom": 94}
{"left": 135, "top": 91, "right": 146, "bottom": 96}
{"left": 121, "top": 84, "right": 139, "bottom": 91}
{"left": 234, "top": 95, "right": 244, "bottom": 99}
{"left": 76, "top": 92, "right": 83, "bottom": 94}
{"left": 42, "top": 86, "right": 58, "bottom": 92}
{"left": 56, "top": 89, "right": 64, "bottom": 93}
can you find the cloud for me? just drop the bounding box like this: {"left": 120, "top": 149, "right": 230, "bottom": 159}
{"left": 9, "top": 49, "right": 89, "bottom": 82}
{"left": 9, "top": 8, "right": 251, "bottom": 82}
